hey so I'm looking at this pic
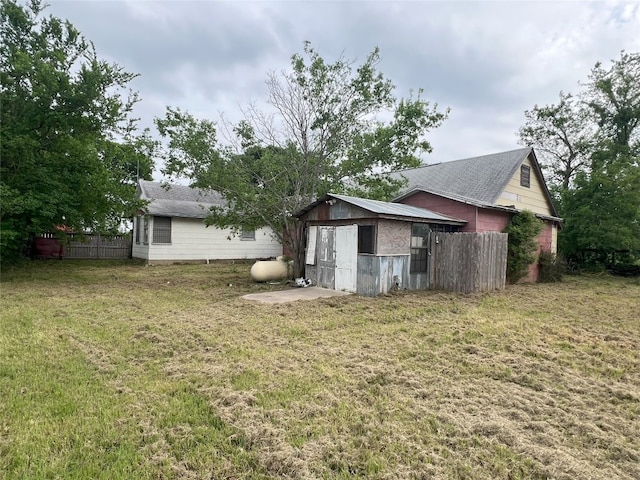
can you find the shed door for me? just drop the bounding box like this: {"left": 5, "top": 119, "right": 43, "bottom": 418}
{"left": 335, "top": 225, "right": 358, "bottom": 292}
{"left": 317, "top": 227, "right": 335, "bottom": 289}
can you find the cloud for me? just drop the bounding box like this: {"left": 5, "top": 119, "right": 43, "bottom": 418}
{"left": 43, "top": 0, "right": 640, "bottom": 177}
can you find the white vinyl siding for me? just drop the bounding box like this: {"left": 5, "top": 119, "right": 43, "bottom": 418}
{"left": 133, "top": 217, "right": 282, "bottom": 262}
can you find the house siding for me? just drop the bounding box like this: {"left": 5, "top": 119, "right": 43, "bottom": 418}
{"left": 132, "top": 216, "right": 281, "bottom": 263}
{"left": 496, "top": 156, "right": 554, "bottom": 216}
{"left": 399, "top": 192, "right": 479, "bottom": 231}
{"left": 476, "top": 209, "right": 511, "bottom": 232}
{"left": 132, "top": 216, "right": 149, "bottom": 259}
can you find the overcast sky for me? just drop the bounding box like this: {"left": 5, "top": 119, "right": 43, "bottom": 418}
{"left": 45, "top": 0, "right": 640, "bottom": 180}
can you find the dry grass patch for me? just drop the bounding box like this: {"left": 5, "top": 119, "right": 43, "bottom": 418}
{"left": 1, "top": 261, "right": 638, "bottom": 479}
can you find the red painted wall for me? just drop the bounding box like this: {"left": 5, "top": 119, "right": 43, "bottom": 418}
{"left": 525, "top": 221, "right": 555, "bottom": 282}
{"left": 476, "top": 209, "right": 511, "bottom": 232}
{"left": 398, "top": 191, "right": 558, "bottom": 283}
{"left": 399, "top": 192, "right": 479, "bottom": 231}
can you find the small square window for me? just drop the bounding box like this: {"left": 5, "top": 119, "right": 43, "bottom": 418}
{"left": 241, "top": 227, "right": 255, "bottom": 241}
{"left": 358, "top": 225, "right": 375, "bottom": 254}
{"left": 520, "top": 165, "right": 531, "bottom": 188}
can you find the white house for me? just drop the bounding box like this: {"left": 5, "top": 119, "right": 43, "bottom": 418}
{"left": 132, "top": 180, "right": 282, "bottom": 264}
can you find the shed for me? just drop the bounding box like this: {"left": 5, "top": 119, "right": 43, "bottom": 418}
{"left": 295, "top": 193, "right": 467, "bottom": 296}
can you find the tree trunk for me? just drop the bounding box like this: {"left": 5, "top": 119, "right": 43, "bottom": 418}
{"left": 284, "top": 220, "right": 306, "bottom": 278}
{"left": 292, "top": 245, "right": 305, "bottom": 278}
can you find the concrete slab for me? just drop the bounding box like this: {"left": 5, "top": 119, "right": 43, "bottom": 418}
{"left": 242, "top": 286, "right": 352, "bottom": 304}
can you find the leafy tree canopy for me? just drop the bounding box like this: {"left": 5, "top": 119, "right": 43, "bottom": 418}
{"left": 519, "top": 51, "right": 640, "bottom": 268}
{"left": 503, "top": 210, "right": 543, "bottom": 284}
{"left": 157, "top": 42, "right": 449, "bottom": 275}
{"left": 0, "top": 0, "right": 154, "bottom": 262}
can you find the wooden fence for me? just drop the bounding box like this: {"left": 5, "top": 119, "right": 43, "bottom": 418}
{"left": 431, "top": 232, "right": 508, "bottom": 293}
{"left": 36, "top": 233, "right": 131, "bottom": 260}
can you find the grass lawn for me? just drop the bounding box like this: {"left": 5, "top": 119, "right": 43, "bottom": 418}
{"left": 1, "top": 260, "right": 638, "bottom": 479}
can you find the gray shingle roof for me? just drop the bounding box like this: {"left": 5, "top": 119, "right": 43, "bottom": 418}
{"left": 392, "top": 147, "right": 533, "bottom": 206}
{"left": 296, "top": 193, "right": 466, "bottom": 225}
{"left": 137, "top": 180, "right": 225, "bottom": 219}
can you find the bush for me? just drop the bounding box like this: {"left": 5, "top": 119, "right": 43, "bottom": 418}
{"left": 538, "top": 250, "right": 565, "bottom": 282}
{"left": 504, "top": 210, "right": 543, "bottom": 284}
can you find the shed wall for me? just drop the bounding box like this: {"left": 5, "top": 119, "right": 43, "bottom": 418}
{"left": 357, "top": 255, "right": 410, "bottom": 296}
{"left": 377, "top": 220, "right": 411, "bottom": 255}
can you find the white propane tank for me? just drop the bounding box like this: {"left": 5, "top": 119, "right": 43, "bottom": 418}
{"left": 250, "top": 259, "right": 291, "bottom": 282}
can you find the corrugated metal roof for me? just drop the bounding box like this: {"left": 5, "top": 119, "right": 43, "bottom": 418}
{"left": 391, "top": 147, "right": 533, "bottom": 205}
{"left": 296, "top": 193, "right": 466, "bottom": 224}
{"left": 137, "top": 180, "right": 225, "bottom": 219}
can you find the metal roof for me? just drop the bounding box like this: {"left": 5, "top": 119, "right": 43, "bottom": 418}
{"left": 136, "top": 180, "right": 225, "bottom": 219}
{"left": 295, "top": 193, "right": 466, "bottom": 225}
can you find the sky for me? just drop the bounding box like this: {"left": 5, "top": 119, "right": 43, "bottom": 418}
{"left": 44, "top": 0, "right": 640, "bottom": 180}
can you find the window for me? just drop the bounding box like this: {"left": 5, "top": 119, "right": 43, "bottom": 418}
{"left": 143, "top": 216, "right": 149, "bottom": 244}
{"left": 411, "top": 223, "right": 459, "bottom": 273}
{"left": 135, "top": 216, "right": 141, "bottom": 244}
{"left": 152, "top": 216, "right": 171, "bottom": 244}
{"left": 520, "top": 165, "right": 531, "bottom": 188}
{"left": 241, "top": 227, "right": 255, "bottom": 241}
{"left": 358, "top": 225, "right": 375, "bottom": 254}
{"left": 410, "top": 223, "right": 430, "bottom": 273}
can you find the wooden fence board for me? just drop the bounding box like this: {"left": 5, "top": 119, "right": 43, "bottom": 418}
{"left": 431, "top": 232, "right": 507, "bottom": 293}
{"left": 36, "top": 233, "right": 131, "bottom": 260}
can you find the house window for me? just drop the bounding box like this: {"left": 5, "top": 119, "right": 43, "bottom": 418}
{"left": 143, "top": 216, "right": 149, "bottom": 244}
{"left": 152, "top": 216, "right": 171, "bottom": 244}
{"left": 520, "top": 165, "right": 531, "bottom": 188}
{"left": 358, "top": 225, "right": 375, "bottom": 254}
{"left": 410, "top": 223, "right": 430, "bottom": 273}
{"left": 241, "top": 227, "right": 255, "bottom": 241}
{"left": 135, "top": 216, "right": 141, "bottom": 244}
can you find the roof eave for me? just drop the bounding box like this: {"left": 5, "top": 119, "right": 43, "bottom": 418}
{"left": 377, "top": 214, "right": 466, "bottom": 225}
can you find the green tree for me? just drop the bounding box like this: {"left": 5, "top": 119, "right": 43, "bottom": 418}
{"left": 560, "top": 52, "right": 640, "bottom": 267}
{"left": 0, "top": 0, "right": 153, "bottom": 262}
{"left": 518, "top": 91, "right": 594, "bottom": 193}
{"left": 157, "top": 42, "right": 448, "bottom": 275}
{"left": 519, "top": 51, "right": 640, "bottom": 269}
{"left": 503, "top": 210, "right": 543, "bottom": 284}
{"left": 560, "top": 165, "right": 640, "bottom": 266}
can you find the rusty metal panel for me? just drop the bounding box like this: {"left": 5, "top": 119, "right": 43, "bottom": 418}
{"left": 378, "top": 255, "right": 410, "bottom": 294}
{"left": 356, "top": 254, "right": 380, "bottom": 296}
{"left": 356, "top": 254, "right": 410, "bottom": 296}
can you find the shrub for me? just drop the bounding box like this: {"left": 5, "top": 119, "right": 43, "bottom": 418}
{"left": 503, "top": 210, "right": 543, "bottom": 284}
{"left": 538, "top": 250, "right": 565, "bottom": 282}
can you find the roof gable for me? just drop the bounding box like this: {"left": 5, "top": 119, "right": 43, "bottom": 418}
{"left": 136, "top": 180, "right": 225, "bottom": 219}
{"left": 392, "top": 147, "right": 559, "bottom": 218}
